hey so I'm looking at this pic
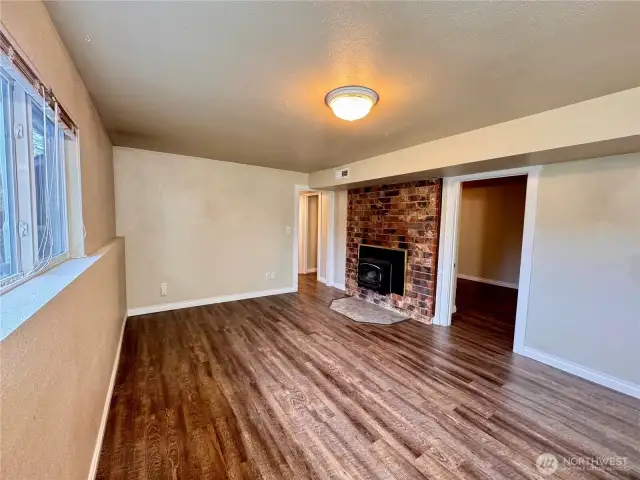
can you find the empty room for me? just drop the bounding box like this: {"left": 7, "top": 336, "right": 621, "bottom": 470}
{"left": 1, "top": 1, "right": 639, "bottom": 479}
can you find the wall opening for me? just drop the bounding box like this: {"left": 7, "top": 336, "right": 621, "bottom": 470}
{"left": 453, "top": 175, "right": 527, "bottom": 348}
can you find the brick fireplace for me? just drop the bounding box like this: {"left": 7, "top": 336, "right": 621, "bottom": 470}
{"left": 346, "top": 179, "right": 442, "bottom": 324}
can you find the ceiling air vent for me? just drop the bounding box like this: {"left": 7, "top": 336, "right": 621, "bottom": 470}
{"left": 335, "top": 168, "right": 350, "bottom": 180}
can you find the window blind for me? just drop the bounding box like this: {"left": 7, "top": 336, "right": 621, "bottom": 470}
{"left": 0, "top": 30, "right": 77, "bottom": 134}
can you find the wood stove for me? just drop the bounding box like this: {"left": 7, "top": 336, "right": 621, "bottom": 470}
{"left": 357, "top": 245, "right": 407, "bottom": 296}
{"left": 358, "top": 258, "right": 392, "bottom": 294}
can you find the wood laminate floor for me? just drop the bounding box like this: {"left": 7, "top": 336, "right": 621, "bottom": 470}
{"left": 453, "top": 278, "right": 519, "bottom": 350}
{"left": 97, "top": 275, "right": 640, "bottom": 479}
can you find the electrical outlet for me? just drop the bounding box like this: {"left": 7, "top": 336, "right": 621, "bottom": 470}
{"left": 271, "top": 271, "right": 276, "bottom": 279}
{"left": 160, "top": 282, "right": 168, "bottom": 296}
{"left": 265, "top": 272, "right": 271, "bottom": 280}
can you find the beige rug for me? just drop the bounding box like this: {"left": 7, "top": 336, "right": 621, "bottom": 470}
{"left": 330, "top": 297, "right": 408, "bottom": 325}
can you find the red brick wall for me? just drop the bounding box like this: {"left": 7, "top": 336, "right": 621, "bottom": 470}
{"left": 346, "top": 179, "right": 442, "bottom": 324}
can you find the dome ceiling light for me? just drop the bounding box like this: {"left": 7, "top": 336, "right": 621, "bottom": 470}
{"left": 325, "top": 86, "right": 379, "bottom": 122}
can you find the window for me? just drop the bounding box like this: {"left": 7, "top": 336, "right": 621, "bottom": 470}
{"left": 0, "top": 65, "right": 71, "bottom": 293}
{"left": 0, "top": 75, "right": 17, "bottom": 282}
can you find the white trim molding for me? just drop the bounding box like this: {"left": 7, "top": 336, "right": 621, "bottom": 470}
{"left": 521, "top": 347, "right": 640, "bottom": 399}
{"left": 333, "top": 283, "right": 346, "bottom": 291}
{"left": 127, "top": 287, "right": 297, "bottom": 317}
{"left": 325, "top": 191, "right": 336, "bottom": 288}
{"left": 293, "top": 184, "right": 309, "bottom": 291}
{"left": 513, "top": 167, "right": 541, "bottom": 353}
{"left": 457, "top": 274, "right": 518, "bottom": 289}
{"left": 433, "top": 176, "right": 461, "bottom": 326}
{"left": 88, "top": 314, "right": 127, "bottom": 480}
{"left": 315, "top": 192, "right": 322, "bottom": 282}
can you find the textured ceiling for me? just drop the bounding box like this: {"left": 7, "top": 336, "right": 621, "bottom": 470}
{"left": 45, "top": 1, "right": 640, "bottom": 173}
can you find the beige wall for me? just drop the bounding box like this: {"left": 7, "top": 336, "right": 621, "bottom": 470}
{"left": 307, "top": 195, "right": 318, "bottom": 270}
{"left": 525, "top": 153, "right": 640, "bottom": 386}
{"left": 0, "top": 3, "right": 126, "bottom": 479}
{"left": 114, "top": 147, "right": 308, "bottom": 310}
{"left": 1, "top": 240, "right": 126, "bottom": 480}
{"left": 458, "top": 177, "right": 526, "bottom": 286}
{"left": 309, "top": 87, "right": 640, "bottom": 190}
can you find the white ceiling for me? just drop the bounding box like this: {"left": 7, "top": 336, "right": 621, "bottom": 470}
{"left": 45, "top": 1, "right": 640, "bottom": 173}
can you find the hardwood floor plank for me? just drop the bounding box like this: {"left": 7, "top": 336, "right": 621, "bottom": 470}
{"left": 97, "top": 275, "right": 640, "bottom": 479}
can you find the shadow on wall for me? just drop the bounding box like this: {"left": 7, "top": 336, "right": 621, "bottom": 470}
{"left": 458, "top": 176, "right": 527, "bottom": 286}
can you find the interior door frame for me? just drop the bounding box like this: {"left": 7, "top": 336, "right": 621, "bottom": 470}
{"left": 298, "top": 191, "right": 322, "bottom": 277}
{"left": 433, "top": 166, "right": 541, "bottom": 354}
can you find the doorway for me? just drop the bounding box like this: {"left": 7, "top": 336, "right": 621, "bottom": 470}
{"left": 298, "top": 191, "right": 321, "bottom": 276}
{"left": 453, "top": 176, "right": 527, "bottom": 347}
{"left": 434, "top": 167, "right": 541, "bottom": 354}
{"left": 293, "top": 186, "right": 337, "bottom": 292}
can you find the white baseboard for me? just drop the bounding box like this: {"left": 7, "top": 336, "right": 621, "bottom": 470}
{"left": 318, "top": 276, "right": 327, "bottom": 284}
{"left": 333, "top": 282, "right": 346, "bottom": 291}
{"left": 457, "top": 274, "right": 518, "bottom": 289}
{"left": 306, "top": 268, "right": 317, "bottom": 273}
{"left": 520, "top": 346, "right": 640, "bottom": 399}
{"left": 127, "top": 286, "right": 297, "bottom": 317}
{"left": 88, "top": 314, "right": 127, "bottom": 480}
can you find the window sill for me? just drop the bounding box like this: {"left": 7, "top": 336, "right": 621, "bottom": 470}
{"left": 0, "top": 254, "right": 101, "bottom": 341}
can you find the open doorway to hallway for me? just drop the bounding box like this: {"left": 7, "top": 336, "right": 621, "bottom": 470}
{"left": 452, "top": 176, "right": 527, "bottom": 348}
{"left": 298, "top": 191, "right": 321, "bottom": 277}
{"left": 294, "top": 185, "right": 346, "bottom": 293}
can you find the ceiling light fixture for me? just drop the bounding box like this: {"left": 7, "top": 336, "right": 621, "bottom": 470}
{"left": 325, "top": 86, "right": 378, "bottom": 122}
